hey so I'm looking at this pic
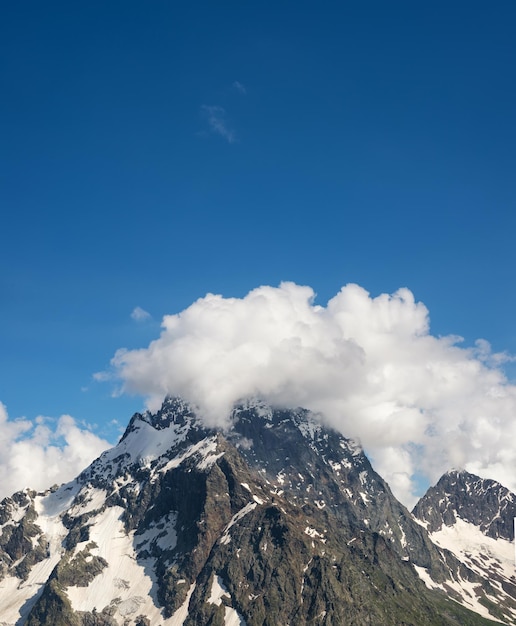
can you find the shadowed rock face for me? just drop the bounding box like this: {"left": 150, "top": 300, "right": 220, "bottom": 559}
{"left": 0, "top": 398, "right": 512, "bottom": 625}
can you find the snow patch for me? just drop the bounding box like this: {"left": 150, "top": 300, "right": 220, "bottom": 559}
{"left": 224, "top": 606, "right": 247, "bottom": 625}
{"left": 0, "top": 492, "right": 69, "bottom": 624}
{"left": 416, "top": 518, "right": 516, "bottom": 624}
{"left": 398, "top": 522, "right": 408, "bottom": 548}
{"left": 295, "top": 415, "right": 322, "bottom": 440}
{"left": 430, "top": 515, "right": 516, "bottom": 622}
{"left": 66, "top": 506, "right": 171, "bottom": 624}
{"left": 304, "top": 526, "right": 326, "bottom": 542}
{"left": 99, "top": 414, "right": 199, "bottom": 473}
{"left": 168, "top": 582, "right": 196, "bottom": 625}
{"left": 431, "top": 518, "right": 515, "bottom": 584}
{"left": 196, "top": 442, "right": 224, "bottom": 470}
{"left": 359, "top": 491, "right": 370, "bottom": 504}
{"left": 158, "top": 436, "right": 220, "bottom": 474}
{"left": 208, "top": 575, "right": 230, "bottom": 606}
{"left": 220, "top": 502, "right": 257, "bottom": 545}
{"left": 135, "top": 512, "right": 178, "bottom": 552}
{"left": 68, "top": 486, "right": 107, "bottom": 517}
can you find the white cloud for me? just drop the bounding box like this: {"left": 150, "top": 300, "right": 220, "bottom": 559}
{"left": 106, "top": 282, "right": 516, "bottom": 507}
{"left": 232, "top": 80, "right": 247, "bottom": 95}
{"left": 0, "top": 403, "right": 111, "bottom": 500}
{"left": 131, "top": 306, "right": 151, "bottom": 321}
{"left": 200, "top": 105, "right": 237, "bottom": 143}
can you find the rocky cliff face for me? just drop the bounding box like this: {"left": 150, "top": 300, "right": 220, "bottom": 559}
{"left": 0, "top": 398, "right": 512, "bottom": 625}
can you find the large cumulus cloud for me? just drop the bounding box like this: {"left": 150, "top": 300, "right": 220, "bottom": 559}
{"left": 106, "top": 282, "right": 516, "bottom": 506}
{"left": 0, "top": 403, "right": 111, "bottom": 500}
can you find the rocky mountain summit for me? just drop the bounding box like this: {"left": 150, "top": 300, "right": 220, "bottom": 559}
{"left": 413, "top": 470, "right": 516, "bottom": 541}
{"left": 413, "top": 470, "right": 516, "bottom": 624}
{"left": 0, "top": 397, "right": 514, "bottom": 625}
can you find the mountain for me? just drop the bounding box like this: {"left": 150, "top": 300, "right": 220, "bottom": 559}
{"left": 413, "top": 470, "right": 516, "bottom": 624}
{"left": 0, "top": 397, "right": 511, "bottom": 625}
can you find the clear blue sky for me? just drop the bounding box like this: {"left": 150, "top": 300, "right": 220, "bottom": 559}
{"left": 2, "top": 1, "right": 515, "bottom": 443}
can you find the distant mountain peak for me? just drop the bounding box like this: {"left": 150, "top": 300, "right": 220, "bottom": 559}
{"left": 413, "top": 469, "right": 516, "bottom": 540}
{"left": 412, "top": 469, "right": 516, "bottom": 623}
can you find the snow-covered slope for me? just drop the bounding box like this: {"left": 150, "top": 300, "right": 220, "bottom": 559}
{"left": 0, "top": 487, "right": 71, "bottom": 624}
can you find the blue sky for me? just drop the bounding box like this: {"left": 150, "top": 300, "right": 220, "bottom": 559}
{"left": 1, "top": 2, "right": 516, "bottom": 501}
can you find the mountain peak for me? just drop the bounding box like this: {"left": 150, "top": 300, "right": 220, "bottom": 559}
{"left": 412, "top": 469, "right": 516, "bottom": 623}
{"left": 120, "top": 395, "right": 202, "bottom": 439}
{"left": 413, "top": 468, "right": 516, "bottom": 540}
{"left": 1, "top": 397, "right": 514, "bottom": 625}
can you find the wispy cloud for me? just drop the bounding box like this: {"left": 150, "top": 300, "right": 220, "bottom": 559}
{"left": 232, "top": 80, "right": 247, "bottom": 95}
{"left": 200, "top": 105, "right": 237, "bottom": 143}
{"left": 131, "top": 306, "right": 151, "bottom": 322}
{"left": 104, "top": 282, "right": 516, "bottom": 507}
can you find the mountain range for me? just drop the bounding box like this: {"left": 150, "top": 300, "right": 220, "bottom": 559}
{"left": 0, "top": 397, "right": 515, "bottom": 625}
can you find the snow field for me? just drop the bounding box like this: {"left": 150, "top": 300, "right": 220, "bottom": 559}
{"left": 66, "top": 506, "right": 168, "bottom": 624}
{"left": 415, "top": 517, "right": 516, "bottom": 624}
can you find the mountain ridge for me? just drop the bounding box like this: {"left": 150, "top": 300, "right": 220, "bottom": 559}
{"left": 0, "top": 397, "right": 512, "bottom": 625}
